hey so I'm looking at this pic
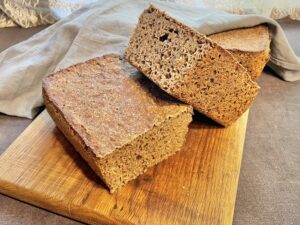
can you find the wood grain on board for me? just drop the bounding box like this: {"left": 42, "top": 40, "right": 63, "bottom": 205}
{"left": 0, "top": 110, "right": 248, "bottom": 225}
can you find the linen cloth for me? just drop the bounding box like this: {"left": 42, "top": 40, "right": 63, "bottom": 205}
{"left": 0, "top": 0, "right": 97, "bottom": 28}
{"left": 0, "top": 0, "right": 299, "bottom": 118}
{"left": 1, "top": 0, "right": 299, "bottom": 29}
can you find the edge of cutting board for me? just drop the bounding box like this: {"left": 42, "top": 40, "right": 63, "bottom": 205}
{"left": 0, "top": 110, "right": 248, "bottom": 225}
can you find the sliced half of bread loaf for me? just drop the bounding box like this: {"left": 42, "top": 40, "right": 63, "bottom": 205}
{"left": 43, "top": 54, "right": 193, "bottom": 193}
{"left": 125, "top": 5, "right": 260, "bottom": 127}
{"left": 209, "top": 25, "right": 270, "bottom": 80}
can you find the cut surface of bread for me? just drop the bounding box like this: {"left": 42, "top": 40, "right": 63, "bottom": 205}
{"left": 209, "top": 25, "right": 270, "bottom": 80}
{"left": 125, "top": 5, "right": 260, "bottom": 127}
{"left": 42, "top": 54, "right": 193, "bottom": 193}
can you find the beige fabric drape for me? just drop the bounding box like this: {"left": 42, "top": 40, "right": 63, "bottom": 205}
{"left": 0, "top": 0, "right": 299, "bottom": 118}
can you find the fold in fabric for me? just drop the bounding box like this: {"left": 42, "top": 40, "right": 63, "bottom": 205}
{"left": 0, "top": 0, "right": 299, "bottom": 118}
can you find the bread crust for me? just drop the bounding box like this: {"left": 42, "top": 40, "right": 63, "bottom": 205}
{"left": 43, "top": 54, "right": 193, "bottom": 192}
{"left": 125, "top": 5, "right": 260, "bottom": 126}
{"left": 209, "top": 25, "right": 271, "bottom": 80}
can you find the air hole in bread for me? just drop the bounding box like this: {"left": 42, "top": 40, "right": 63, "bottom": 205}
{"left": 125, "top": 5, "right": 260, "bottom": 127}
{"left": 169, "top": 28, "right": 179, "bottom": 34}
{"left": 159, "top": 33, "right": 169, "bottom": 42}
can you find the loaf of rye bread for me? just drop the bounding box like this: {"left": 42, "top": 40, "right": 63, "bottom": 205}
{"left": 125, "top": 5, "right": 260, "bottom": 127}
{"left": 209, "top": 25, "right": 270, "bottom": 80}
{"left": 42, "top": 54, "right": 193, "bottom": 193}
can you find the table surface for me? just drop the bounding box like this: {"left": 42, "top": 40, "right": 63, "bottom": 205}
{"left": 0, "top": 20, "right": 299, "bottom": 225}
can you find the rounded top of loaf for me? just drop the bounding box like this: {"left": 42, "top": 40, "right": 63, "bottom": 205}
{"left": 43, "top": 54, "right": 192, "bottom": 157}
{"left": 209, "top": 25, "right": 270, "bottom": 52}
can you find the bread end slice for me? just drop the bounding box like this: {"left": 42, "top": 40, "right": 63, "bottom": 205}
{"left": 209, "top": 25, "right": 271, "bottom": 80}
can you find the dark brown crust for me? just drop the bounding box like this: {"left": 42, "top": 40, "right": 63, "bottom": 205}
{"left": 42, "top": 54, "right": 193, "bottom": 192}
{"left": 43, "top": 87, "right": 110, "bottom": 187}
{"left": 43, "top": 80, "right": 192, "bottom": 193}
{"left": 43, "top": 54, "right": 192, "bottom": 157}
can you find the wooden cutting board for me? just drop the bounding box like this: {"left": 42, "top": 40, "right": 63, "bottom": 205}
{"left": 0, "top": 110, "right": 248, "bottom": 225}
